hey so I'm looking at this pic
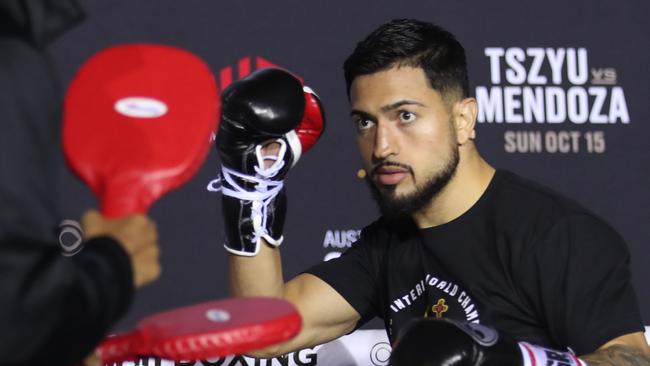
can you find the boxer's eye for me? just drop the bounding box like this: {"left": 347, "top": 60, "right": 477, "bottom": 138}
{"left": 354, "top": 117, "right": 375, "bottom": 131}
{"left": 398, "top": 110, "right": 417, "bottom": 124}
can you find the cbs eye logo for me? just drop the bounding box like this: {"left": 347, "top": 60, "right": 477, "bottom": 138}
{"left": 58, "top": 219, "right": 84, "bottom": 256}
{"left": 370, "top": 342, "right": 391, "bottom": 366}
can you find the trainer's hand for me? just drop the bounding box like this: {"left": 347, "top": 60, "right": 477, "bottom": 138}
{"left": 81, "top": 351, "right": 100, "bottom": 366}
{"left": 81, "top": 210, "right": 161, "bottom": 288}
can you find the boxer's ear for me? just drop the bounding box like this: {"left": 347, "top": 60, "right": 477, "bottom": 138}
{"left": 453, "top": 97, "right": 477, "bottom": 145}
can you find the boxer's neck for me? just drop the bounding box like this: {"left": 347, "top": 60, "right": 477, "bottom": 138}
{"left": 412, "top": 147, "right": 494, "bottom": 228}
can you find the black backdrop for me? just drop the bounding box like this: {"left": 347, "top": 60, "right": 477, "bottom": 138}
{"left": 49, "top": 0, "right": 649, "bottom": 340}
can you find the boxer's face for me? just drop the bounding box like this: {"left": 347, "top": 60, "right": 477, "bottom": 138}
{"left": 349, "top": 66, "right": 459, "bottom": 217}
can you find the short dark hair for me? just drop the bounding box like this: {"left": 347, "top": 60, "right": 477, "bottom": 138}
{"left": 343, "top": 19, "right": 469, "bottom": 102}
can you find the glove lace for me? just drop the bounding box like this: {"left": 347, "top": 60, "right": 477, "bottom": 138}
{"left": 207, "top": 140, "right": 287, "bottom": 244}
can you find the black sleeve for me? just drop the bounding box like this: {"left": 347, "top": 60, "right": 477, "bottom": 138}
{"left": 304, "top": 224, "right": 386, "bottom": 328}
{"left": 0, "top": 235, "right": 134, "bottom": 365}
{"left": 520, "top": 212, "right": 644, "bottom": 356}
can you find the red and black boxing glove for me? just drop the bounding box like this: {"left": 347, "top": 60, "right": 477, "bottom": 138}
{"left": 390, "top": 318, "right": 586, "bottom": 366}
{"left": 285, "top": 85, "right": 326, "bottom": 164}
{"left": 213, "top": 68, "right": 325, "bottom": 256}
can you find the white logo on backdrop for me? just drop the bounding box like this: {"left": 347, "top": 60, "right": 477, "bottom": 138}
{"left": 322, "top": 229, "right": 361, "bottom": 261}
{"left": 475, "top": 47, "right": 629, "bottom": 154}
{"left": 369, "top": 342, "right": 391, "bottom": 366}
{"left": 107, "top": 329, "right": 390, "bottom": 365}
{"left": 59, "top": 219, "right": 84, "bottom": 256}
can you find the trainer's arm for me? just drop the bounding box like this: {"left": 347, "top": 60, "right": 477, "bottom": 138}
{"left": 580, "top": 332, "right": 650, "bottom": 366}
{"left": 229, "top": 242, "right": 361, "bottom": 357}
{"left": 0, "top": 235, "right": 134, "bottom": 365}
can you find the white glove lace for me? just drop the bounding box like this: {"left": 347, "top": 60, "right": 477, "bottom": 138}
{"left": 207, "top": 139, "right": 287, "bottom": 245}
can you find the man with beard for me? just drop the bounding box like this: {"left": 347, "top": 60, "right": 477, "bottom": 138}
{"left": 222, "top": 19, "right": 649, "bottom": 364}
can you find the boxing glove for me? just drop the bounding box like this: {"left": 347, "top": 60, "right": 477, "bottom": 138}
{"left": 390, "top": 318, "right": 586, "bottom": 366}
{"left": 215, "top": 68, "right": 325, "bottom": 256}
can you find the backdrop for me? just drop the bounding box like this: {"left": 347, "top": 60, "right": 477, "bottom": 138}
{"left": 48, "top": 0, "right": 649, "bottom": 365}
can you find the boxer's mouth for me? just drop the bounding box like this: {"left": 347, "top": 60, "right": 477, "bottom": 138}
{"left": 371, "top": 162, "right": 413, "bottom": 186}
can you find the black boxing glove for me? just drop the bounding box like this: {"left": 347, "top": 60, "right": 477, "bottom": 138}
{"left": 211, "top": 68, "right": 324, "bottom": 256}
{"left": 390, "top": 318, "right": 586, "bottom": 366}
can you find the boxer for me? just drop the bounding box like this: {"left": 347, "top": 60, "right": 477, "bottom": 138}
{"left": 220, "top": 19, "right": 650, "bottom": 366}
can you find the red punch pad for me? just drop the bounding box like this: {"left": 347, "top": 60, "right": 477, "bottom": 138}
{"left": 63, "top": 44, "right": 218, "bottom": 217}
{"left": 97, "top": 297, "right": 302, "bottom": 363}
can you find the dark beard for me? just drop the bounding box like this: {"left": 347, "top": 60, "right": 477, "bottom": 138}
{"left": 366, "top": 146, "right": 459, "bottom": 221}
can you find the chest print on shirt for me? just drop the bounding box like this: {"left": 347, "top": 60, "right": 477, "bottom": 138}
{"left": 425, "top": 298, "right": 449, "bottom": 318}
{"left": 390, "top": 273, "right": 482, "bottom": 323}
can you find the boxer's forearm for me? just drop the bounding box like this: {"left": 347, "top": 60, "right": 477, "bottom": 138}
{"left": 581, "top": 344, "right": 650, "bottom": 366}
{"left": 228, "top": 239, "right": 285, "bottom": 298}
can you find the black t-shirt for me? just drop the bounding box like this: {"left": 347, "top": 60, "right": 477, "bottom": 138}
{"left": 306, "top": 170, "right": 643, "bottom": 355}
